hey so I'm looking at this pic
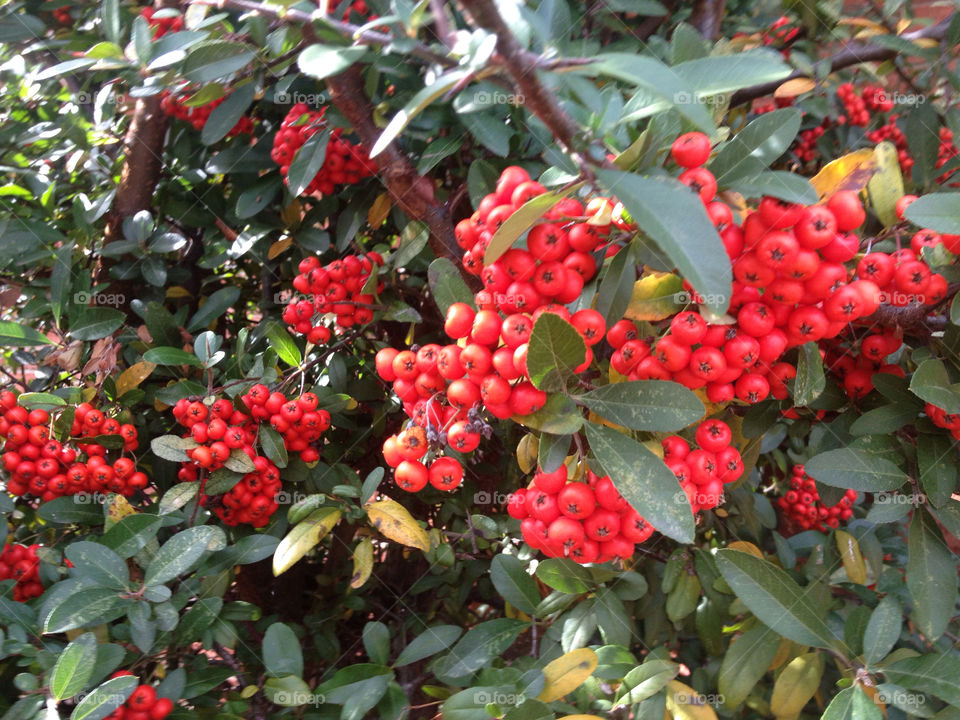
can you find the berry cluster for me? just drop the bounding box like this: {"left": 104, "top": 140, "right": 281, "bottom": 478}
{"left": 455, "top": 165, "right": 603, "bottom": 298}
{"left": 172, "top": 389, "right": 330, "bottom": 526}
{"left": 0, "top": 543, "right": 43, "bottom": 602}
{"left": 380, "top": 408, "right": 493, "bottom": 492}
{"left": 52, "top": 7, "right": 71, "bottom": 24}
{"left": 283, "top": 252, "right": 383, "bottom": 343}
{"left": 326, "top": 0, "right": 378, "bottom": 21}
{"left": 1, "top": 393, "right": 145, "bottom": 500}
{"left": 139, "top": 7, "right": 183, "bottom": 37}
{"left": 508, "top": 467, "right": 654, "bottom": 564}
{"left": 822, "top": 330, "right": 905, "bottom": 399}
{"left": 761, "top": 15, "right": 800, "bottom": 49}
{"left": 776, "top": 465, "right": 856, "bottom": 534}
{"left": 105, "top": 673, "right": 174, "bottom": 720}
{"left": 270, "top": 103, "right": 377, "bottom": 196}
{"left": 924, "top": 403, "right": 960, "bottom": 440}
{"left": 836, "top": 82, "right": 891, "bottom": 126}
{"left": 865, "top": 115, "right": 914, "bottom": 174}
{"left": 160, "top": 91, "right": 254, "bottom": 137}
{"left": 662, "top": 419, "right": 744, "bottom": 513}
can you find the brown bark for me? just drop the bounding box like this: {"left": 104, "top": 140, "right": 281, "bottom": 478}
{"left": 688, "top": 0, "right": 727, "bottom": 41}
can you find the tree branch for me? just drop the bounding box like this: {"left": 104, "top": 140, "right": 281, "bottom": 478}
{"left": 325, "top": 65, "right": 466, "bottom": 267}
{"left": 688, "top": 0, "right": 726, "bottom": 41}
{"left": 731, "top": 14, "right": 957, "bottom": 107}
{"left": 458, "top": 0, "right": 582, "bottom": 155}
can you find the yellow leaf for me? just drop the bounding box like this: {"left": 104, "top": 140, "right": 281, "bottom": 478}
{"left": 809, "top": 148, "right": 877, "bottom": 198}
{"left": 81, "top": 387, "right": 97, "bottom": 403}
{"left": 624, "top": 272, "right": 683, "bottom": 322}
{"left": 115, "top": 361, "right": 156, "bottom": 398}
{"left": 105, "top": 494, "right": 136, "bottom": 530}
{"left": 505, "top": 602, "right": 531, "bottom": 621}
{"left": 517, "top": 434, "right": 539, "bottom": 474}
{"left": 835, "top": 530, "right": 867, "bottom": 584}
{"left": 67, "top": 625, "right": 109, "bottom": 643}
{"left": 537, "top": 648, "right": 599, "bottom": 703}
{"left": 768, "top": 637, "right": 796, "bottom": 671}
{"left": 280, "top": 199, "right": 302, "bottom": 227}
{"left": 273, "top": 507, "right": 342, "bottom": 576}
{"left": 836, "top": 17, "right": 889, "bottom": 33}
{"left": 666, "top": 681, "right": 719, "bottom": 720}
{"left": 165, "top": 286, "right": 191, "bottom": 298}
{"left": 774, "top": 78, "right": 816, "bottom": 99}
{"left": 727, "top": 541, "right": 763, "bottom": 558}
{"left": 240, "top": 685, "right": 258, "bottom": 699}
{"left": 154, "top": 398, "right": 170, "bottom": 412}
{"left": 367, "top": 192, "right": 392, "bottom": 228}
{"left": 693, "top": 387, "right": 723, "bottom": 420}
{"left": 867, "top": 141, "right": 905, "bottom": 228}
{"left": 366, "top": 498, "right": 430, "bottom": 551}
{"left": 770, "top": 653, "right": 824, "bottom": 718}
{"left": 344, "top": 397, "right": 359, "bottom": 411}
{"left": 268, "top": 236, "right": 293, "bottom": 260}
{"left": 350, "top": 537, "right": 374, "bottom": 589}
{"left": 913, "top": 37, "right": 940, "bottom": 48}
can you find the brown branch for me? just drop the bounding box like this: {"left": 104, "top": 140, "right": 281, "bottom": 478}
{"left": 325, "top": 65, "right": 466, "bottom": 269}
{"left": 730, "top": 13, "right": 957, "bottom": 107}
{"left": 688, "top": 0, "right": 726, "bottom": 41}
{"left": 458, "top": 0, "right": 582, "bottom": 155}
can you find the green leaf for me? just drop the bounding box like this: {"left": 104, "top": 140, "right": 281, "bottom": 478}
{"left": 585, "top": 422, "right": 695, "bottom": 543}
{"left": 535, "top": 558, "right": 594, "bottom": 594}
{"left": 594, "top": 243, "right": 636, "bottom": 327}
{"left": 589, "top": 53, "right": 714, "bottom": 133}
{"left": 187, "top": 286, "right": 241, "bottom": 331}
{"left": 363, "top": 621, "right": 391, "bottom": 665}
{"left": 794, "top": 342, "right": 826, "bottom": 406}
{"left": 917, "top": 433, "right": 956, "bottom": 507}
{"left": 287, "top": 128, "right": 330, "bottom": 197}
{"left": 298, "top": 44, "right": 368, "bottom": 79}
{"left": 16, "top": 392, "right": 67, "bottom": 408}
{"left": 393, "top": 625, "right": 462, "bottom": 667}
{"left": 428, "top": 258, "right": 474, "bottom": 316}
{"left": 575, "top": 380, "right": 704, "bottom": 431}
{"left": 142, "top": 347, "right": 202, "bottom": 367}
{"left": 820, "top": 686, "right": 883, "bottom": 720}
{"left": 726, "top": 170, "right": 819, "bottom": 205}
{"left": 69, "top": 308, "right": 125, "bottom": 340}
{"left": 910, "top": 358, "right": 960, "bottom": 413}
{"left": 263, "top": 622, "right": 304, "bottom": 678}
{"left": 434, "top": 619, "right": 528, "bottom": 682}
{"left": 863, "top": 595, "right": 902, "bottom": 666}
{"left": 70, "top": 675, "right": 138, "bottom": 720}
{"left": 101, "top": 0, "right": 121, "bottom": 44}
{"left": 200, "top": 83, "right": 255, "bottom": 145}
{"left": 0, "top": 320, "right": 54, "bottom": 346}
{"left": 65, "top": 542, "right": 129, "bottom": 590}
{"left": 903, "top": 192, "right": 960, "bottom": 234}
{"left": 99, "top": 515, "right": 163, "bottom": 558}
{"left": 259, "top": 425, "right": 289, "bottom": 469}
{"left": 262, "top": 675, "right": 312, "bottom": 706}
{"left": 907, "top": 509, "right": 956, "bottom": 641}
{"left": 614, "top": 659, "right": 678, "bottom": 706}
{"left": 674, "top": 50, "right": 793, "bottom": 96}
{"left": 371, "top": 68, "right": 472, "bottom": 157}
{"left": 595, "top": 169, "right": 730, "bottom": 313}
{"left": 51, "top": 241, "right": 75, "bottom": 327}
{"left": 159, "top": 483, "right": 199, "bottom": 514}
{"left": 490, "top": 555, "right": 540, "bottom": 615}
{"left": 483, "top": 190, "right": 570, "bottom": 265}
{"left": 526, "top": 313, "right": 587, "bottom": 393}
{"left": 715, "top": 549, "right": 839, "bottom": 649}
{"left": 804, "top": 448, "right": 907, "bottom": 491}
{"left": 884, "top": 654, "right": 960, "bottom": 707}
{"left": 45, "top": 587, "right": 128, "bottom": 634}
{"left": 710, "top": 108, "right": 802, "bottom": 182}
{"left": 51, "top": 632, "right": 98, "bottom": 700}
{"left": 537, "top": 432, "right": 570, "bottom": 473}
{"left": 37, "top": 496, "right": 105, "bottom": 525}
{"left": 392, "top": 221, "right": 430, "bottom": 268}
{"left": 143, "top": 526, "right": 216, "bottom": 586}
{"left": 183, "top": 41, "right": 256, "bottom": 83}
{"left": 264, "top": 321, "right": 301, "bottom": 367}
{"left": 718, "top": 622, "right": 781, "bottom": 709}
{"left": 235, "top": 177, "right": 279, "bottom": 219}
{"left": 150, "top": 434, "right": 199, "bottom": 462}
{"left": 516, "top": 393, "right": 584, "bottom": 434}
